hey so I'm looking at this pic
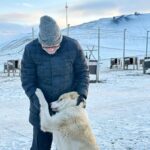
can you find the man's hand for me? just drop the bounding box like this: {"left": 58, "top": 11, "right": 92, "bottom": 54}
{"left": 76, "top": 95, "right": 86, "bottom": 108}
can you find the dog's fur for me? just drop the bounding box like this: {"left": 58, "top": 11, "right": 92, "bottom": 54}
{"left": 35, "top": 89, "right": 99, "bottom": 150}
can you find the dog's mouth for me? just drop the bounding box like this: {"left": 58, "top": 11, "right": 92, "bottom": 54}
{"left": 51, "top": 107, "right": 59, "bottom": 112}
{"left": 50, "top": 102, "right": 60, "bottom": 112}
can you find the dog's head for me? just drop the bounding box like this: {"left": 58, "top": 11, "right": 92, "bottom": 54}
{"left": 51, "top": 92, "right": 80, "bottom": 112}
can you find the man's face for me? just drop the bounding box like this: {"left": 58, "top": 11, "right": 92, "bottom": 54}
{"left": 42, "top": 44, "right": 60, "bottom": 55}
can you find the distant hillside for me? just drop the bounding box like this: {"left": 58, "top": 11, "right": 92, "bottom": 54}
{"left": 0, "top": 22, "right": 33, "bottom": 44}
{"left": 63, "top": 12, "right": 150, "bottom": 59}
{"left": 67, "top": 12, "right": 150, "bottom": 32}
{"left": 0, "top": 12, "right": 150, "bottom": 69}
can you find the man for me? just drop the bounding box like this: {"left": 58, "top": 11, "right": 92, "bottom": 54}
{"left": 21, "top": 15, "right": 89, "bottom": 150}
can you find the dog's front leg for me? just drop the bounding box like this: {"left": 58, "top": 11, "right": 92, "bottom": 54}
{"left": 35, "top": 88, "right": 55, "bottom": 132}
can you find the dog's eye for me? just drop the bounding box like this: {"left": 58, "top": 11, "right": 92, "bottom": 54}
{"left": 59, "top": 98, "right": 63, "bottom": 102}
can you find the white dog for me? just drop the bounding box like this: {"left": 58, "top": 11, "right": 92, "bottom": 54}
{"left": 35, "top": 89, "right": 99, "bottom": 150}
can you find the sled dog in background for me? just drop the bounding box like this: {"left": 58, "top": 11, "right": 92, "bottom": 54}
{"left": 35, "top": 88, "right": 99, "bottom": 150}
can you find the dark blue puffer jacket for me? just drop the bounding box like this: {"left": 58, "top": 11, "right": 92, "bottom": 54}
{"left": 21, "top": 36, "right": 89, "bottom": 127}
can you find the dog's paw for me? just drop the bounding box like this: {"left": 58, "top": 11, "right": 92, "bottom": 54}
{"left": 35, "top": 88, "right": 48, "bottom": 107}
{"left": 35, "top": 88, "right": 42, "bottom": 98}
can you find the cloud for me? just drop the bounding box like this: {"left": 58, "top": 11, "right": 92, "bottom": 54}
{"left": 116, "top": 0, "right": 150, "bottom": 14}
{"left": 57, "top": 0, "right": 150, "bottom": 27}
{"left": 1, "top": 0, "right": 150, "bottom": 28}
{"left": 66, "top": 0, "right": 150, "bottom": 18}
{"left": 22, "top": 3, "right": 33, "bottom": 8}
{"left": 71, "top": 0, "right": 118, "bottom": 16}
{"left": 57, "top": 0, "right": 120, "bottom": 27}
{"left": 0, "top": 12, "right": 45, "bottom": 25}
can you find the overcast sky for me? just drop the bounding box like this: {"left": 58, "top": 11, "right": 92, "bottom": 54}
{"left": 0, "top": 0, "right": 150, "bottom": 28}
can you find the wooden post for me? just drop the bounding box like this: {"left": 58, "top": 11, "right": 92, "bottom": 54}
{"left": 96, "top": 27, "right": 100, "bottom": 82}
{"left": 32, "top": 27, "right": 34, "bottom": 40}
{"left": 146, "top": 31, "right": 149, "bottom": 58}
{"left": 123, "top": 29, "right": 127, "bottom": 70}
{"left": 67, "top": 24, "right": 70, "bottom": 36}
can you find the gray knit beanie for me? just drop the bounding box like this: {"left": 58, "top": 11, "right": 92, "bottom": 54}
{"left": 38, "top": 15, "right": 62, "bottom": 46}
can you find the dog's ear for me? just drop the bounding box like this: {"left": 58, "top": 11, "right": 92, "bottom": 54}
{"left": 70, "top": 92, "right": 79, "bottom": 100}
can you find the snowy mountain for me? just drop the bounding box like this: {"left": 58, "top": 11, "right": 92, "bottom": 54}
{"left": 0, "top": 23, "right": 37, "bottom": 69}
{"left": 68, "top": 12, "right": 150, "bottom": 32}
{"left": 65, "top": 12, "right": 150, "bottom": 59}
{"left": 0, "top": 12, "right": 150, "bottom": 68}
{"left": 0, "top": 22, "right": 32, "bottom": 43}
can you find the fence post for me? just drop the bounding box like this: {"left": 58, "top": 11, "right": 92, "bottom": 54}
{"left": 146, "top": 30, "right": 149, "bottom": 58}
{"left": 32, "top": 27, "right": 35, "bottom": 40}
{"left": 96, "top": 27, "right": 100, "bottom": 82}
{"left": 123, "top": 29, "right": 127, "bottom": 70}
{"left": 67, "top": 24, "right": 70, "bottom": 36}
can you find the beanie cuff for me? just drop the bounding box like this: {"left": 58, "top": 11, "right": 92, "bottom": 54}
{"left": 38, "top": 34, "right": 63, "bottom": 46}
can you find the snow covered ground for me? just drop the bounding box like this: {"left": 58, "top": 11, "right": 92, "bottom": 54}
{"left": 0, "top": 69, "right": 150, "bottom": 150}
